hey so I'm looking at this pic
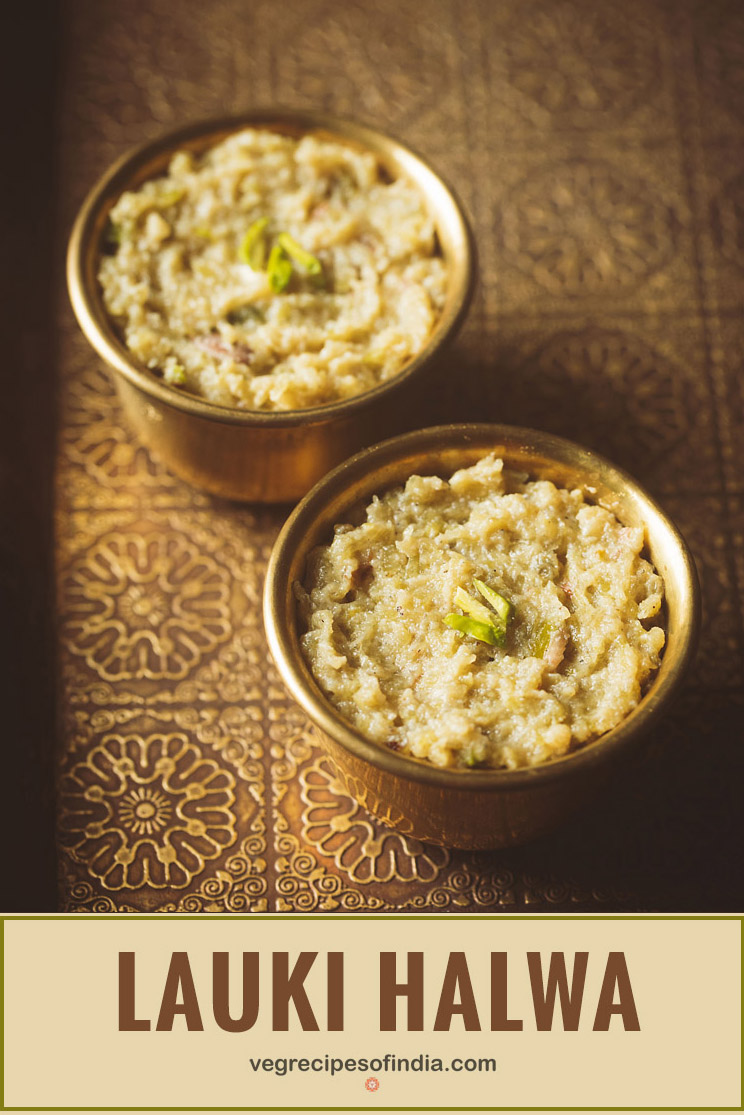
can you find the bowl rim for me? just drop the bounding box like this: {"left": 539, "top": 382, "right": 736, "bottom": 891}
{"left": 264, "top": 421, "right": 701, "bottom": 791}
{"left": 66, "top": 108, "right": 476, "bottom": 427}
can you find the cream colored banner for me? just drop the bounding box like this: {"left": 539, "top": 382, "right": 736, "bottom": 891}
{"left": 3, "top": 917, "right": 741, "bottom": 1110}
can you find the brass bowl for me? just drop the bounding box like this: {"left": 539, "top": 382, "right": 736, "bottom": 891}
{"left": 264, "top": 423, "right": 700, "bottom": 849}
{"left": 66, "top": 111, "right": 475, "bottom": 502}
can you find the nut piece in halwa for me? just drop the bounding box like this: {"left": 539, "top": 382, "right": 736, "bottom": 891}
{"left": 98, "top": 128, "right": 448, "bottom": 411}
{"left": 297, "top": 455, "right": 666, "bottom": 770}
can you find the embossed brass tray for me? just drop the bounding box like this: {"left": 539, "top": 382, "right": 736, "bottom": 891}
{"left": 47, "top": 0, "right": 744, "bottom": 914}
{"left": 66, "top": 110, "right": 475, "bottom": 502}
{"left": 265, "top": 423, "right": 700, "bottom": 850}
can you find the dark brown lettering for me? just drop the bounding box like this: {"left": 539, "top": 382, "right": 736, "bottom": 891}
{"left": 490, "top": 952, "right": 523, "bottom": 1031}
{"left": 433, "top": 952, "right": 480, "bottom": 1031}
{"left": 327, "top": 952, "right": 344, "bottom": 1031}
{"left": 528, "top": 951, "right": 588, "bottom": 1031}
{"left": 272, "top": 952, "right": 319, "bottom": 1031}
{"left": 379, "top": 952, "right": 424, "bottom": 1031}
{"left": 213, "top": 952, "right": 259, "bottom": 1033}
{"left": 118, "top": 952, "right": 150, "bottom": 1031}
{"left": 593, "top": 952, "right": 640, "bottom": 1031}
{"left": 156, "top": 952, "right": 204, "bottom": 1031}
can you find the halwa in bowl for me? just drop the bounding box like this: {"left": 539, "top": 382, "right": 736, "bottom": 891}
{"left": 264, "top": 424, "right": 700, "bottom": 849}
{"left": 67, "top": 111, "right": 474, "bottom": 501}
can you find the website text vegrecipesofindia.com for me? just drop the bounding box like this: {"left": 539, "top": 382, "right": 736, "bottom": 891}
{"left": 247, "top": 1053, "right": 497, "bottom": 1077}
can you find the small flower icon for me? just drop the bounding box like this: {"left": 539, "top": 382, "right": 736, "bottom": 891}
{"left": 365, "top": 1077, "right": 380, "bottom": 1092}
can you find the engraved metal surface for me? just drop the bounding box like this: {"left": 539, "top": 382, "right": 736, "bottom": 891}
{"left": 56, "top": 0, "right": 744, "bottom": 911}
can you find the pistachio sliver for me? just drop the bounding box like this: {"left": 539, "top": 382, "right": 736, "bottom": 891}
{"left": 239, "top": 217, "right": 269, "bottom": 270}
{"left": 267, "top": 244, "right": 293, "bottom": 293}
{"left": 277, "top": 232, "right": 322, "bottom": 275}
{"left": 454, "top": 587, "right": 494, "bottom": 626}
{"left": 226, "top": 304, "right": 265, "bottom": 326}
{"left": 102, "top": 219, "right": 122, "bottom": 254}
{"left": 530, "top": 621, "right": 554, "bottom": 659}
{"left": 156, "top": 188, "right": 185, "bottom": 207}
{"left": 474, "top": 578, "right": 512, "bottom": 624}
{"left": 167, "top": 363, "right": 186, "bottom": 386}
{"left": 444, "top": 614, "right": 502, "bottom": 646}
{"left": 530, "top": 622, "right": 568, "bottom": 671}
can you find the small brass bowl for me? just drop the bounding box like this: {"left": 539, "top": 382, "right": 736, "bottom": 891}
{"left": 66, "top": 111, "right": 474, "bottom": 502}
{"left": 264, "top": 423, "right": 700, "bottom": 849}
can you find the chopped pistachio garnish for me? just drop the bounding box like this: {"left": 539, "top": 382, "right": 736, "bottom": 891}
{"left": 454, "top": 587, "right": 494, "bottom": 626}
{"left": 277, "top": 232, "right": 323, "bottom": 276}
{"left": 156, "top": 188, "right": 185, "bottom": 207}
{"left": 102, "top": 219, "right": 122, "bottom": 253}
{"left": 166, "top": 363, "right": 186, "bottom": 386}
{"left": 193, "top": 225, "right": 213, "bottom": 240}
{"left": 226, "top": 304, "right": 265, "bottom": 326}
{"left": 444, "top": 613, "right": 501, "bottom": 645}
{"left": 239, "top": 217, "right": 269, "bottom": 270}
{"left": 267, "top": 243, "right": 293, "bottom": 293}
{"left": 530, "top": 621, "right": 554, "bottom": 659}
{"left": 445, "top": 578, "right": 513, "bottom": 647}
{"left": 473, "top": 579, "right": 512, "bottom": 625}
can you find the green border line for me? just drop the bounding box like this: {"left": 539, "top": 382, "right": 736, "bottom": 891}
{"left": 0, "top": 915, "right": 740, "bottom": 921}
{"left": 1, "top": 920, "right": 4, "bottom": 1112}
{"left": 1, "top": 915, "right": 741, "bottom": 1113}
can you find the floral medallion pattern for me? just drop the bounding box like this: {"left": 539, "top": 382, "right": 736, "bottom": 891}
{"left": 60, "top": 528, "right": 233, "bottom": 680}
{"left": 501, "top": 327, "right": 713, "bottom": 494}
{"left": 58, "top": 359, "right": 212, "bottom": 511}
{"left": 279, "top": 0, "right": 457, "bottom": 128}
{"left": 65, "top": 414, "right": 171, "bottom": 490}
{"left": 504, "top": 1, "right": 658, "bottom": 126}
{"left": 500, "top": 160, "right": 677, "bottom": 294}
{"left": 60, "top": 363, "right": 159, "bottom": 484}
{"left": 58, "top": 734, "right": 238, "bottom": 890}
{"left": 300, "top": 756, "right": 449, "bottom": 885}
